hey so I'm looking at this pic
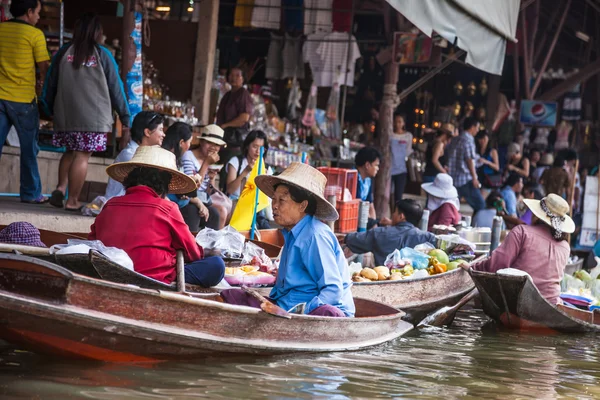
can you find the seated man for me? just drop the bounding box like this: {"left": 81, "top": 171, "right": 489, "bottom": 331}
{"left": 90, "top": 145, "right": 225, "bottom": 287}
{"left": 344, "top": 199, "right": 437, "bottom": 266}
{"left": 354, "top": 147, "right": 382, "bottom": 227}
{"left": 104, "top": 111, "right": 166, "bottom": 200}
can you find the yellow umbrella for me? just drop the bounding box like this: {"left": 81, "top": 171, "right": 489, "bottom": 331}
{"left": 229, "top": 153, "right": 269, "bottom": 232}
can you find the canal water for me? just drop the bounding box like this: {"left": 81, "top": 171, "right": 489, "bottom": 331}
{"left": 1, "top": 309, "right": 599, "bottom": 399}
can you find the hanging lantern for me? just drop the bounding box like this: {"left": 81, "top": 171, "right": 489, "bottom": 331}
{"left": 477, "top": 107, "right": 486, "bottom": 120}
{"left": 467, "top": 81, "right": 477, "bottom": 96}
{"left": 453, "top": 101, "right": 461, "bottom": 116}
{"left": 454, "top": 81, "right": 463, "bottom": 96}
{"left": 479, "top": 78, "right": 488, "bottom": 96}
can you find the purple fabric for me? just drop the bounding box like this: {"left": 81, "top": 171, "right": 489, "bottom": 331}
{"left": 0, "top": 222, "right": 46, "bottom": 248}
{"left": 221, "top": 289, "right": 346, "bottom": 317}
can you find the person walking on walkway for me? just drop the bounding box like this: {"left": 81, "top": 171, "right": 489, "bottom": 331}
{"left": 390, "top": 114, "right": 413, "bottom": 201}
{"left": 446, "top": 117, "right": 485, "bottom": 212}
{"left": 0, "top": 0, "right": 50, "bottom": 204}
{"left": 44, "top": 13, "right": 130, "bottom": 211}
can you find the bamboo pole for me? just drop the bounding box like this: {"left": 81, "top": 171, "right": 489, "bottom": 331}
{"left": 521, "top": 12, "right": 532, "bottom": 99}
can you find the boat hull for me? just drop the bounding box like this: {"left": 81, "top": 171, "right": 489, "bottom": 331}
{"left": 470, "top": 270, "right": 600, "bottom": 333}
{"left": 0, "top": 254, "right": 413, "bottom": 361}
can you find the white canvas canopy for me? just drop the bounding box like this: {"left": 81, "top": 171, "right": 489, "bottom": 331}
{"left": 385, "top": 0, "right": 520, "bottom": 75}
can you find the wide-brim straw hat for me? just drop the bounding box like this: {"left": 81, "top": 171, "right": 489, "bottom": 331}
{"left": 539, "top": 153, "right": 554, "bottom": 166}
{"left": 440, "top": 123, "right": 455, "bottom": 135}
{"left": 524, "top": 193, "right": 575, "bottom": 233}
{"left": 421, "top": 173, "right": 458, "bottom": 199}
{"left": 197, "top": 124, "right": 227, "bottom": 147}
{"left": 255, "top": 162, "right": 339, "bottom": 222}
{"left": 106, "top": 146, "right": 197, "bottom": 194}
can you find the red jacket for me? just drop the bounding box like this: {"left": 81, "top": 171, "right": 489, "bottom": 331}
{"left": 89, "top": 186, "right": 202, "bottom": 283}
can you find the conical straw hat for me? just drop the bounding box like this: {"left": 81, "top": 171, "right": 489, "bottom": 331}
{"left": 106, "top": 146, "right": 197, "bottom": 194}
{"left": 255, "top": 162, "right": 339, "bottom": 221}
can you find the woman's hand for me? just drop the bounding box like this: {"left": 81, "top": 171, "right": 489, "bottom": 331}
{"left": 198, "top": 202, "right": 210, "bottom": 220}
{"left": 207, "top": 152, "right": 220, "bottom": 165}
{"left": 193, "top": 174, "right": 202, "bottom": 188}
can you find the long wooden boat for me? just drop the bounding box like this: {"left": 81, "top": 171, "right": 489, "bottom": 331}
{"left": 0, "top": 253, "right": 413, "bottom": 361}
{"left": 347, "top": 269, "right": 475, "bottom": 324}
{"left": 470, "top": 270, "right": 600, "bottom": 333}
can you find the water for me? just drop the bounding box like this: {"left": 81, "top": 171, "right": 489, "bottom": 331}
{"left": 1, "top": 309, "right": 600, "bottom": 399}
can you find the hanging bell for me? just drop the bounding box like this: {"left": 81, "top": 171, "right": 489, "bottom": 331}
{"left": 477, "top": 107, "right": 486, "bottom": 120}
{"left": 479, "top": 78, "right": 488, "bottom": 96}
{"left": 467, "top": 81, "right": 477, "bottom": 97}
{"left": 453, "top": 101, "right": 461, "bottom": 116}
{"left": 465, "top": 101, "right": 474, "bottom": 112}
{"left": 454, "top": 81, "right": 463, "bottom": 96}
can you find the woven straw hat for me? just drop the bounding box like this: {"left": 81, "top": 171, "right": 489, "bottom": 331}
{"left": 255, "top": 162, "right": 339, "bottom": 222}
{"left": 524, "top": 194, "right": 575, "bottom": 233}
{"left": 421, "top": 173, "right": 458, "bottom": 199}
{"left": 197, "top": 124, "right": 227, "bottom": 147}
{"left": 539, "top": 153, "right": 554, "bottom": 166}
{"left": 440, "top": 123, "right": 455, "bottom": 135}
{"left": 106, "top": 146, "right": 197, "bottom": 194}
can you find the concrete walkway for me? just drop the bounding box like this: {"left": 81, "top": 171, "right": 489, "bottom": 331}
{"left": 0, "top": 197, "right": 94, "bottom": 233}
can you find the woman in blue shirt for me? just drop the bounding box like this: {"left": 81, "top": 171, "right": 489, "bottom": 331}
{"left": 222, "top": 163, "right": 355, "bottom": 317}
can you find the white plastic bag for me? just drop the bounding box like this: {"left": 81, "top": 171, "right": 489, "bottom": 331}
{"left": 50, "top": 239, "right": 134, "bottom": 270}
{"left": 196, "top": 226, "right": 245, "bottom": 259}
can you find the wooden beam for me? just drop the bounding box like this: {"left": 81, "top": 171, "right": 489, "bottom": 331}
{"left": 533, "top": 2, "right": 562, "bottom": 66}
{"left": 521, "top": 12, "right": 532, "bottom": 99}
{"left": 530, "top": 0, "right": 540, "bottom": 67}
{"left": 538, "top": 58, "right": 600, "bottom": 101}
{"left": 513, "top": 46, "right": 521, "bottom": 104}
{"left": 531, "top": 0, "right": 572, "bottom": 99}
{"left": 584, "top": 0, "right": 600, "bottom": 15}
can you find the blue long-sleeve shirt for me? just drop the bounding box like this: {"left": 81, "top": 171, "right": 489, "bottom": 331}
{"left": 269, "top": 215, "right": 355, "bottom": 317}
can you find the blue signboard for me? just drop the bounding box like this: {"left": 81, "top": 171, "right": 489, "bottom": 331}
{"left": 519, "top": 100, "right": 558, "bottom": 127}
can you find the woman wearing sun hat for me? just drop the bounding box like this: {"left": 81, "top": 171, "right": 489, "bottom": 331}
{"left": 221, "top": 162, "right": 355, "bottom": 317}
{"left": 421, "top": 173, "right": 462, "bottom": 231}
{"left": 463, "top": 193, "right": 573, "bottom": 305}
{"left": 89, "top": 146, "right": 225, "bottom": 287}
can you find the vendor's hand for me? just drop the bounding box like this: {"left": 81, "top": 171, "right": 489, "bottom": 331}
{"left": 379, "top": 217, "right": 392, "bottom": 227}
{"left": 343, "top": 246, "right": 354, "bottom": 259}
{"left": 198, "top": 203, "right": 210, "bottom": 220}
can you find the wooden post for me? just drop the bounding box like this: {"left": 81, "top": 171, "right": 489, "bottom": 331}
{"left": 531, "top": 0, "right": 572, "bottom": 99}
{"left": 191, "top": 0, "right": 220, "bottom": 125}
{"left": 521, "top": 12, "right": 532, "bottom": 99}
{"left": 530, "top": 0, "right": 540, "bottom": 66}
{"left": 119, "top": 0, "right": 134, "bottom": 149}
{"left": 374, "top": 64, "right": 399, "bottom": 219}
{"left": 513, "top": 45, "right": 521, "bottom": 105}
{"left": 533, "top": 2, "right": 561, "bottom": 67}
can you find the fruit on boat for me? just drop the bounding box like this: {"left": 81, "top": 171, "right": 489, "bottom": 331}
{"left": 360, "top": 268, "right": 378, "bottom": 281}
{"left": 447, "top": 262, "right": 459, "bottom": 271}
{"left": 428, "top": 249, "right": 450, "bottom": 265}
{"left": 574, "top": 270, "right": 592, "bottom": 283}
{"left": 374, "top": 266, "right": 390, "bottom": 280}
{"left": 389, "top": 273, "right": 403, "bottom": 281}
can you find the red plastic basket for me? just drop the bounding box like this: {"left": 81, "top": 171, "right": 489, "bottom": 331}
{"left": 318, "top": 167, "right": 358, "bottom": 202}
{"left": 335, "top": 199, "right": 360, "bottom": 233}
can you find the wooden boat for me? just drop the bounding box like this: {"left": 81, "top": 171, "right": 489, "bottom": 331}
{"left": 0, "top": 253, "right": 413, "bottom": 361}
{"left": 470, "top": 270, "right": 600, "bottom": 333}
{"left": 347, "top": 268, "right": 475, "bottom": 324}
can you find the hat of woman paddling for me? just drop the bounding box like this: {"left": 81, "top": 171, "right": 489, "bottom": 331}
{"left": 0, "top": 222, "right": 46, "bottom": 248}
{"left": 421, "top": 173, "right": 459, "bottom": 200}
{"left": 106, "top": 145, "right": 197, "bottom": 194}
{"left": 524, "top": 193, "right": 575, "bottom": 237}
{"left": 255, "top": 162, "right": 339, "bottom": 221}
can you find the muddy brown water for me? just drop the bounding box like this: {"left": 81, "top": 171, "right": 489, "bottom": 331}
{"left": 1, "top": 310, "right": 599, "bottom": 399}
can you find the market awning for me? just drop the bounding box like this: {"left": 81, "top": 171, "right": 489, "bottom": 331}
{"left": 385, "top": 0, "right": 520, "bottom": 75}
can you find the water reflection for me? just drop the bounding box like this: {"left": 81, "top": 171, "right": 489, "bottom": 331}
{"left": 1, "top": 310, "right": 599, "bottom": 399}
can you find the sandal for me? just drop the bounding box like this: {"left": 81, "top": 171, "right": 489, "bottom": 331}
{"left": 21, "top": 196, "right": 49, "bottom": 204}
{"left": 64, "top": 205, "right": 85, "bottom": 212}
{"left": 49, "top": 190, "right": 65, "bottom": 208}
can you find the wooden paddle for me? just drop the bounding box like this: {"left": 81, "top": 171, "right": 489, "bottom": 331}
{"left": 0, "top": 243, "right": 50, "bottom": 256}
{"left": 417, "top": 288, "right": 479, "bottom": 328}
{"left": 241, "top": 285, "right": 292, "bottom": 319}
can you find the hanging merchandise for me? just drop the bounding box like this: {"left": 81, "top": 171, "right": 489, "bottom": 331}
{"left": 533, "top": 127, "right": 549, "bottom": 149}
{"left": 251, "top": 0, "right": 281, "bottom": 29}
{"left": 287, "top": 77, "right": 302, "bottom": 120}
{"left": 127, "top": 11, "right": 143, "bottom": 120}
{"left": 467, "top": 81, "right": 477, "bottom": 96}
{"left": 563, "top": 84, "right": 581, "bottom": 121}
{"left": 324, "top": 82, "right": 341, "bottom": 139}
{"left": 282, "top": 34, "right": 305, "bottom": 79}
{"left": 479, "top": 78, "right": 488, "bottom": 96}
{"left": 454, "top": 81, "right": 463, "bottom": 96}
{"left": 282, "top": 0, "right": 304, "bottom": 32}
{"left": 304, "top": 31, "right": 327, "bottom": 82}
{"left": 555, "top": 121, "right": 572, "bottom": 151}
{"left": 304, "top": 0, "right": 333, "bottom": 35}
{"left": 265, "top": 33, "right": 284, "bottom": 79}
{"left": 302, "top": 84, "right": 318, "bottom": 127}
{"left": 332, "top": 0, "right": 352, "bottom": 32}
{"left": 234, "top": 0, "right": 255, "bottom": 28}
{"left": 313, "top": 32, "right": 361, "bottom": 87}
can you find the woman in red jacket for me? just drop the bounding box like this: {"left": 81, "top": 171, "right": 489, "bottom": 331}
{"left": 421, "top": 173, "right": 461, "bottom": 231}
{"left": 89, "top": 145, "right": 225, "bottom": 286}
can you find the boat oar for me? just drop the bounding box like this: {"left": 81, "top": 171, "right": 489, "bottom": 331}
{"left": 417, "top": 288, "right": 479, "bottom": 328}
{"left": 241, "top": 285, "right": 292, "bottom": 319}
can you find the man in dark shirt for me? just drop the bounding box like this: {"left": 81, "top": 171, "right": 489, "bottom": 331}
{"left": 343, "top": 199, "right": 436, "bottom": 266}
{"left": 216, "top": 67, "right": 253, "bottom": 132}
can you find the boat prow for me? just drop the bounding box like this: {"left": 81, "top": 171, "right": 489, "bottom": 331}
{"left": 470, "top": 270, "right": 600, "bottom": 333}
{"left": 0, "top": 253, "right": 413, "bottom": 362}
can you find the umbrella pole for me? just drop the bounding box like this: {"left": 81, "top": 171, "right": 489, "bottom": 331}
{"left": 250, "top": 146, "right": 264, "bottom": 240}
